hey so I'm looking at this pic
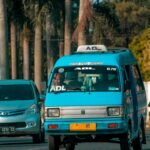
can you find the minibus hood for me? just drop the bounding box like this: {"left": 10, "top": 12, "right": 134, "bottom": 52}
{"left": 45, "top": 92, "right": 122, "bottom": 106}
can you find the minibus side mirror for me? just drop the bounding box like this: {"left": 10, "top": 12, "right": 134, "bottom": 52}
{"left": 148, "top": 102, "right": 150, "bottom": 107}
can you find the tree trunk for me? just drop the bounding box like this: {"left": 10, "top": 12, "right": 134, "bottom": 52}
{"left": 34, "top": 22, "right": 42, "bottom": 92}
{"left": 58, "top": 10, "right": 64, "bottom": 57}
{"left": 46, "top": 14, "right": 51, "bottom": 78}
{"left": 64, "top": 0, "right": 72, "bottom": 55}
{"left": 34, "top": 2, "right": 42, "bottom": 92}
{"left": 23, "top": 26, "right": 30, "bottom": 80}
{"left": 0, "top": 0, "right": 8, "bottom": 79}
{"left": 78, "top": 0, "right": 86, "bottom": 45}
{"left": 11, "top": 21, "right": 17, "bottom": 79}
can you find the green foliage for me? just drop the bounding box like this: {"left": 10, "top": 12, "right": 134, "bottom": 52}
{"left": 92, "top": 1, "right": 120, "bottom": 46}
{"left": 129, "top": 28, "right": 150, "bottom": 81}
{"left": 5, "top": 0, "right": 150, "bottom": 81}
{"left": 115, "top": 1, "right": 150, "bottom": 47}
{"left": 94, "top": 1, "right": 120, "bottom": 29}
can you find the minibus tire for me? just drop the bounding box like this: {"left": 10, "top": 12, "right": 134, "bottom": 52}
{"left": 132, "top": 128, "right": 142, "bottom": 150}
{"left": 120, "top": 131, "right": 132, "bottom": 150}
{"left": 66, "top": 143, "right": 75, "bottom": 150}
{"left": 48, "top": 136, "right": 60, "bottom": 150}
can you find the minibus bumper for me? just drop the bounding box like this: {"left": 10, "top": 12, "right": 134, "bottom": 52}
{"left": 45, "top": 118, "right": 128, "bottom": 136}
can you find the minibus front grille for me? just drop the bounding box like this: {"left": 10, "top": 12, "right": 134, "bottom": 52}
{"left": 46, "top": 106, "right": 107, "bottom": 119}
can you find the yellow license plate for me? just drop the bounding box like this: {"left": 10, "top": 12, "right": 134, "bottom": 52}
{"left": 70, "top": 123, "right": 96, "bottom": 131}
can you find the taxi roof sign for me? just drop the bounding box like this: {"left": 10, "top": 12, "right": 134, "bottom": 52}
{"left": 77, "top": 45, "right": 107, "bottom": 52}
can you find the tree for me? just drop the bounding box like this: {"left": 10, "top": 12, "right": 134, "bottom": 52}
{"left": 10, "top": 21, "right": 17, "bottom": 79}
{"left": 64, "top": 0, "right": 72, "bottom": 55}
{"left": 115, "top": 1, "right": 150, "bottom": 47}
{"left": 23, "top": 0, "right": 46, "bottom": 92}
{"left": 34, "top": 2, "right": 42, "bottom": 92}
{"left": 46, "top": 13, "right": 51, "bottom": 77}
{"left": 23, "top": 24, "right": 30, "bottom": 79}
{"left": 78, "top": 0, "right": 86, "bottom": 45}
{"left": 44, "top": 0, "right": 65, "bottom": 77}
{"left": 72, "top": 0, "right": 93, "bottom": 46}
{"left": 45, "top": 12, "right": 55, "bottom": 77}
{"left": 129, "top": 28, "right": 150, "bottom": 81}
{"left": 7, "top": 0, "right": 30, "bottom": 79}
{"left": 92, "top": 1, "right": 120, "bottom": 46}
{"left": 0, "top": 0, "right": 9, "bottom": 79}
{"left": 58, "top": 9, "right": 64, "bottom": 57}
{"left": 7, "top": 0, "right": 20, "bottom": 79}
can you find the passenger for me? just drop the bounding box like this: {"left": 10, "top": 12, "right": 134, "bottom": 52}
{"left": 53, "top": 73, "right": 65, "bottom": 86}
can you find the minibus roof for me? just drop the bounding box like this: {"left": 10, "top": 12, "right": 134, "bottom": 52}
{"left": 54, "top": 49, "right": 137, "bottom": 68}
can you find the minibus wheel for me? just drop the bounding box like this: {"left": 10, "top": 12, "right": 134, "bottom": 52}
{"left": 120, "top": 128, "right": 132, "bottom": 150}
{"left": 66, "top": 143, "right": 75, "bottom": 150}
{"left": 132, "top": 127, "right": 142, "bottom": 150}
{"left": 48, "top": 135, "right": 60, "bottom": 150}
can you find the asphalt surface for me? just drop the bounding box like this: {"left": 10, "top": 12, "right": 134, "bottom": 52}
{"left": 0, "top": 128, "right": 149, "bottom": 150}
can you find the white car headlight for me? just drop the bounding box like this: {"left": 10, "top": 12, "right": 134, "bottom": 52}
{"left": 107, "top": 107, "right": 122, "bottom": 116}
{"left": 26, "top": 104, "right": 38, "bottom": 114}
{"left": 47, "top": 108, "right": 60, "bottom": 117}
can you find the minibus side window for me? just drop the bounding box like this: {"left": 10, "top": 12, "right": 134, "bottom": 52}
{"left": 131, "top": 65, "right": 144, "bottom": 92}
{"left": 124, "top": 65, "right": 130, "bottom": 92}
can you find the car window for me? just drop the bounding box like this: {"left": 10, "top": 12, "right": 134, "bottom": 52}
{"left": 0, "top": 84, "right": 34, "bottom": 100}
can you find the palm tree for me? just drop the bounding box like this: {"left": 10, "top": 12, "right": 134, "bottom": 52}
{"left": 10, "top": 21, "right": 17, "bottom": 79}
{"left": 58, "top": 10, "right": 64, "bottom": 57}
{"left": 64, "top": 0, "right": 72, "bottom": 55}
{"left": 23, "top": 24, "right": 30, "bottom": 79}
{"left": 72, "top": 0, "right": 93, "bottom": 46}
{"left": 0, "top": 0, "right": 9, "bottom": 79}
{"left": 8, "top": 0, "right": 29, "bottom": 79}
{"left": 23, "top": 0, "right": 44, "bottom": 92}
{"left": 46, "top": 14, "right": 51, "bottom": 77}
{"left": 34, "top": 2, "right": 42, "bottom": 92}
{"left": 45, "top": 0, "right": 65, "bottom": 77}
{"left": 78, "top": 0, "right": 86, "bottom": 45}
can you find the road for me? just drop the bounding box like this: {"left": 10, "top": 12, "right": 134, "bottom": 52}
{"left": 0, "top": 129, "right": 150, "bottom": 150}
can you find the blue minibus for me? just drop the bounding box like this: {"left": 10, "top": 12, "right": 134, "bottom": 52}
{"left": 44, "top": 45, "right": 147, "bottom": 150}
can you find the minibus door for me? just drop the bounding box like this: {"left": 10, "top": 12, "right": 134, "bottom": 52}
{"left": 125, "top": 65, "right": 138, "bottom": 132}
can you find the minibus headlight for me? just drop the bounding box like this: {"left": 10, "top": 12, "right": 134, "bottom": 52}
{"left": 107, "top": 107, "right": 122, "bottom": 116}
{"left": 47, "top": 108, "right": 60, "bottom": 117}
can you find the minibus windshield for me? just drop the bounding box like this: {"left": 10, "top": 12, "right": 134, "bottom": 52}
{"left": 49, "top": 66, "right": 120, "bottom": 92}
